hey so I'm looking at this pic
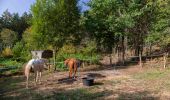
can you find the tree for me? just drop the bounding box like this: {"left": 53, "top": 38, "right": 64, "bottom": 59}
{"left": 0, "top": 28, "right": 17, "bottom": 48}
{"left": 84, "top": 0, "right": 170, "bottom": 64}
{"left": 145, "top": 0, "right": 170, "bottom": 53}
{"left": 11, "top": 12, "right": 32, "bottom": 40}
{"left": 31, "top": 0, "right": 80, "bottom": 70}
{"left": 0, "top": 10, "right": 13, "bottom": 29}
{"left": 0, "top": 10, "right": 32, "bottom": 41}
{"left": 84, "top": 0, "right": 142, "bottom": 63}
{"left": 31, "top": 0, "right": 80, "bottom": 49}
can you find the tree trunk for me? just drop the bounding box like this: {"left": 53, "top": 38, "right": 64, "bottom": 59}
{"left": 117, "top": 45, "right": 121, "bottom": 64}
{"left": 149, "top": 43, "right": 152, "bottom": 56}
{"left": 53, "top": 47, "right": 56, "bottom": 71}
{"left": 121, "top": 36, "right": 125, "bottom": 65}
{"left": 109, "top": 53, "right": 112, "bottom": 66}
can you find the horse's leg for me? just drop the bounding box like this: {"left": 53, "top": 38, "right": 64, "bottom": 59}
{"left": 34, "top": 72, "right": 37, "bottom": 86}
{"left": 26, "top": 73, "right": 29, "bottom": 88}
{"left": 25, "top": 67, "right": 30, "bottom": 88}
{"left": 69, "top": 65, "right": 73, "bottom": 78}
{"left": 36, "top": 72, "right": 39, "bottom": 82}
{"left": 73, "top": 63, "right": 77, "bottom": 79}
{"left": 35, "top": 71, "right": 39, "bottom": 86}
{"left": 39, "top": 71, "right": 42, "bottom": 84}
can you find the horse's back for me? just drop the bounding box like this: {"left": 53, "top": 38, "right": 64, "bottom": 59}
{"left": 65, "top": 58, "right": 81, "bottom": 68}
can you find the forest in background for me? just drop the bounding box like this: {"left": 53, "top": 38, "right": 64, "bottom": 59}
{"left": 0, "top": 0, "right": 169, "bottom": 65}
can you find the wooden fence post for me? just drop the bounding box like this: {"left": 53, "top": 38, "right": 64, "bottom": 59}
{"left": 53, "top": 49, "right": 56, "bottom": 71}
{"left": 164, "top": 52, "right": 168, "bottom": 69}
{"left": 82, "top": 59, "right": 84, "bottom": 68}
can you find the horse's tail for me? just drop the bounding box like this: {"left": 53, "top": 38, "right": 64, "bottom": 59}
{"left": 22, "top": 63, "right": 27, "bottom": 75}
{"left": 24, "top": 63, "right": 32, "bottom": 77}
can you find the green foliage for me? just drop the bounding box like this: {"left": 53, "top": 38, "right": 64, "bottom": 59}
{"left": 31, "top": 0, "right": 80, "bottom": 49}
{"left": 0, "top": 10, "right": 32, "bottom": 40}
{"left": 145, "top": 0, "right": 170, "bottom": 49}
{"left": 145, "top": 27, "right": 170, "bottom": 48}
{"left": 55, "top": 42, "right": 100, "bottom": 64}
{"left": 0, "top": 57, "right": 24, "bottom": 68}
{"left": 0, "top": 28, "right": 17, "bottom": 47}
{"left": 56, "top": 62, "right": 67, "bottom": 71}
{"left": 81, "top": 40, "right": 97, "bottom": 55}
{"left": 22, "top": 27, "right": 38, "bottom": 50}
{"left": 84, "top": 0, "right": 170, "bottom": 56}
{"left": 12, "top": 42, "right": 23, "bottom": 57}
{"left": 12, "top": 41, "right": 31, "bottom": 61}
{"left": 85, "top": 0, "right": 142, "bottom": 52}
{"left": 0, "top": 57, "right": 24, "bottom": 75}
{"left": 58, "top": 44, "right": 76, "bottom": 54}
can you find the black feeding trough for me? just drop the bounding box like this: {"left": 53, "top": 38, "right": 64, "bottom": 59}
{"left": 82, "top": 77, "right": 94, "bottom": 86}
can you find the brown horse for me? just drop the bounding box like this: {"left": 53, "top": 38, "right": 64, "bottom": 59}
{"left": 64, "top": 58, "right": 81, "bottom": 78}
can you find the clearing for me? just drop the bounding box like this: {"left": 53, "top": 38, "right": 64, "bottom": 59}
{"left": 1, "top": 64, "right": 170, "bottom": 100}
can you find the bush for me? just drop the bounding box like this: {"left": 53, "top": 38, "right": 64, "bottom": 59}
{"left": 56, "top": 62, "right": 67, "bottom": 71}
{"left": 81, "top": 41, "right": 97, "bottom": 56}
{"left": 2, "top": 48, "right": 13, "bottom": 58}
{"left": 12, "top": 42, "right": 23, "bottom": 58}
{"left": 12, "top": 42, "right": 31, "bottom": 61}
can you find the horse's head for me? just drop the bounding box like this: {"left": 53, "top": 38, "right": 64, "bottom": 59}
{"left": 39, "top": 58, "right": 49, "bottom": 67}
{"left": 76, "top": 59, "right": 82, "bottom": 68}
{"left": 64, "top": 58, "right": 71, "bottom": 67}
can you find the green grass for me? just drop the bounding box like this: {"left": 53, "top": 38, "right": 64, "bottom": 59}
{"left": 133, "top": 68, "right": 170, "bottom": 80}
{"left": 0, "top": 57, "right": 24, "bottom": 75}
{"left": 132, "top": 67, "right": 170, "bottom": 92}
{"left": 0, "top": 57, "right": 23, "bottom": 67}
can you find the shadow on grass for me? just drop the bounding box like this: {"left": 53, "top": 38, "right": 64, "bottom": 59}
{"left": 0, "top": 76, "right": 29, "bottom": 100}
{"left": 52, "top": 89, "right": 113, "bottom": 100}
{"left": 58, "top": 77, "right": 77, "bottom": 84}
{"left": 86, "top": 73, "right": 106, "bottom": 78}
{"left": 116, "top": 91, "right": 159, "bottom": 100}
{"left": 1, "top": 87, "right": 113, "bottom": 100}
{"left": 0, "top": 76, "right": 25, "bottom": 94}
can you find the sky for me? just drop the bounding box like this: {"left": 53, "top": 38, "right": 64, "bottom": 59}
{"left": 0, "top": 0, "right": 90, "bottom": 16}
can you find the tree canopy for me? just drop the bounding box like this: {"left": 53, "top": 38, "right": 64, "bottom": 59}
{"left": 31, "top": 0, "right": 80, "bottom": 50}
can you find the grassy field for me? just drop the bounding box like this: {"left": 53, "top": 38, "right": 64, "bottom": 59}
{"left": 1, "top": 58, "right": 170, "bottom": 99}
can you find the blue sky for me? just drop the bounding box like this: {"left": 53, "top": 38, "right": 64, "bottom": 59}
{"left": 0, "top": 0, "right": 90, "bottom": 16}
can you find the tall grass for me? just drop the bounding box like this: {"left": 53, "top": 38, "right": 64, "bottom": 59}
{"left": 55, "top": 53, "right": 101, "bottom": 70}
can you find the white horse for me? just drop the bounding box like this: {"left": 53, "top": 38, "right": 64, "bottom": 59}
{"left": 24, "top": 58, "right": 48, "bottom": 88}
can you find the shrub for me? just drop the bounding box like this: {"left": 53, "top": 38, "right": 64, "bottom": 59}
{"left": 12, "top": 42, "right": 31, "bottom": 61}
{"left": 12, "top": 42, "right": 23, "bottom": 58}
{"left": 2, "top": 48, "right": 13, "bottom": 58}
{"left": 81, "top": 41, "right": 97, "bottom": 56}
